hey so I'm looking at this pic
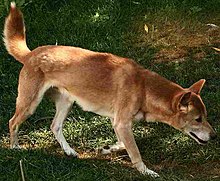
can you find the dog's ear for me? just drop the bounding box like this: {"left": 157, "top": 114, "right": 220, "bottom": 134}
{"left": 172, "top": 92, "right": 192, "bottom": 113}
{"left": 189, "top": 79, "right": 206, "bottom": 95}
{"left": 179, "top": 92, "right": 192, "bottom": 112}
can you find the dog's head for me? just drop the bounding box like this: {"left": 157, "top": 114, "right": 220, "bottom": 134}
{"left": 171, "top": 79, "right": 216, "bottom": 144}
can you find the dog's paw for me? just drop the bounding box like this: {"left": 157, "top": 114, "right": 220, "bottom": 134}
{"left": 99, "top": 142, "right": 125, "bottom": 155}
{"left": 109, "top": 141, "right": 125, "bottom": 151}
{"left": 11, "top": 144, "right": 21, "bottom": 149}
{"left": 133, "top": 161, "right": 159, "bottom": 178}
{"left": 99, "top": 146, "right": 112, "bottom": 155}
{"left": 145, "top": 168, "right": 160, "bottom": 178}
{"left": 64, "top": 148, "right": 78, "bottom": 157}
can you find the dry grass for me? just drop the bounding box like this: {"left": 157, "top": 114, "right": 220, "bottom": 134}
{"left": 132, "top": 18, "right": 220, "bottom": 62}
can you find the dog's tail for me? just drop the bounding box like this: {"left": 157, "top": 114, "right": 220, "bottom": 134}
{"left": 3, "top": 2, "right": 30, "bottom": 64}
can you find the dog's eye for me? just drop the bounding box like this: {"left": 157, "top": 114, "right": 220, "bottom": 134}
{"left": 195, "top": 116, "right": 202, "bottom": 123}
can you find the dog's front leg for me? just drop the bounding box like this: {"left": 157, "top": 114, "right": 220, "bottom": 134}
{"left": 100, "top": 118, "right": 125, "bottom": 154}
{"left": 114, "top": 119, "right": 159, "bottom": 177}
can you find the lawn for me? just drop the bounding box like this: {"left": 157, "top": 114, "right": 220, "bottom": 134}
{"left": 0, "top": 0, "right": 219, "bottom": 180}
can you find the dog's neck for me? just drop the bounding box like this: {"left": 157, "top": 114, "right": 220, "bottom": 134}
{"left": 140, "top": 69, "right": 183, "bottom": 124}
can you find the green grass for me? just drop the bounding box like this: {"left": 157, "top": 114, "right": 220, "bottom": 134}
{"left": 0, "top": 0, "right": 220, "bottom": 180}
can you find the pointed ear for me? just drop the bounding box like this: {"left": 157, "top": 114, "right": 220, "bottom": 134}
{"left": 189, "top": 79, "right": 206, "bottom": 95}
{"left": 172, "top": 92, "right": 192, "bottom": 113}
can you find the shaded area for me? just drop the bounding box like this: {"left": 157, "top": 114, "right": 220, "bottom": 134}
{"left": 0, "top": 0, "right": 219, "bottom": 180}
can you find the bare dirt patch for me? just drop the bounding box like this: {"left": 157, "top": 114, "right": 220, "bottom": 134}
{"left": 135, "top": 19, "right": 220, "bottom": 62}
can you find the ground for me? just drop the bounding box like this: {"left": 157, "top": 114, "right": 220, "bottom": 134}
{"left": 0, "top": 0, "right": 219, "bottom": 180}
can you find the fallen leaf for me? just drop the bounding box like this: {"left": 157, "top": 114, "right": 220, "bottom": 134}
{"left": 212, "top": 47, "right": 220, "bottom": 52}
{"left": 144, "top": 24, "right": 149, "bottom": 33}
{"left": 207, "top": 24, "right": 219, "bottom": 28}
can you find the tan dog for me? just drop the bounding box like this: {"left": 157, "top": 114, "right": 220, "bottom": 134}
{"left": 4, "top": 3, "right": 216, "bottom": 177}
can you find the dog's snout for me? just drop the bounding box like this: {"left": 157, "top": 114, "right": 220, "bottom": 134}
{"left": 210, "top": 132, "right": 217, "bottom": 140}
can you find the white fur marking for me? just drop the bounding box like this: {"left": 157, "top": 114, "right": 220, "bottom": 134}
{"left": 50, "top": 90, "right": 78, "bottom": 156}
{"left": 134, "top": 162, "right": 159, "bottom": 177}
{"left": 11, "top": 2, "right": 16, "bottom": 8}
{"left": 101, "top": 148, "right": 112, "bottom": 154}
{"left": 101, "top": 141, "right": 125, "bottom": 154}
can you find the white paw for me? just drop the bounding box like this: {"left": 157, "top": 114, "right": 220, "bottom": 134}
{"left": 100, "top": 142, "right": 125, "bottom": 154}
{"left": 134, "top": 161, "right": 159, "bottom": 177}
{"left": 110, "top": 141, "right": 125, "bottom": 151}
{"left": 145, "top": 168, "right": 160, "bottom": 178}
{"left": 64, "top": 148, "right": 78, "bottom": 157}
{"left": 100, "top": 148, "right": 112, "bottom": 155}
{"left": 11, "top": 144, "right": 21, "bottom": 149}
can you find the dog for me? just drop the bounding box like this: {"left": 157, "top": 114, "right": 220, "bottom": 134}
{"left": 3, "top": 2, "right": 216, "bottom": 177}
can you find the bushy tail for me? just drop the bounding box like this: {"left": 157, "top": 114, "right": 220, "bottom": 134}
{"left": 3, "top": 2, "right": 30, "bottom": 64}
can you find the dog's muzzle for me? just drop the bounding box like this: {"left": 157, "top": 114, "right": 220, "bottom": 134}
{"left": 189, "top": 131, "right": 217, "bottom": 145}
{"left": 189, "top": 132, "right": 208, "bottom": 144}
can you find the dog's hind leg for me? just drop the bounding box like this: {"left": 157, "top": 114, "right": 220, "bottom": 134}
{"left": 50, "top": 91, "right": 78, "bottom": 157}
{"left": 9, "top": 68, "right": 49, "bottom": 148}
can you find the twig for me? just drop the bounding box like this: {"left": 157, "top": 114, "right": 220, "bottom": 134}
{"left": 34, "top": 116, "right": 53, "bottom": 123}
{"left": 19, "top": 159, "right": 25, "bottom": 181}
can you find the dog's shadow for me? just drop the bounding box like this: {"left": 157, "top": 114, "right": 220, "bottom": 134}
{"left": 0, "top": 146, "right": 153, "bottom": 181}
{"left": 133, "top": 121, "right": 201, "bottom": 164}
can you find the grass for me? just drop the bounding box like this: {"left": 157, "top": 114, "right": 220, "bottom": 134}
{"left": 0, "top": 0, "right": 220, "bottom": 180}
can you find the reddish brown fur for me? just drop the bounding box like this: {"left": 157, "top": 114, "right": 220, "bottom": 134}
{"left": 3, "top": 3, "right": 216, "bottom": 177}
{"left": 3, "top": 3, "right": 30, "bottom": 62}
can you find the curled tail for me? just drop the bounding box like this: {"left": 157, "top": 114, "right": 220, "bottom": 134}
{"left": 3, "top": 2, "right": 30, "bottom": 64}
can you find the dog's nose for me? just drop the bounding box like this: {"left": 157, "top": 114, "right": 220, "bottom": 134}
{"left": 210, "top": 132, "right": 217, "bottom": 140}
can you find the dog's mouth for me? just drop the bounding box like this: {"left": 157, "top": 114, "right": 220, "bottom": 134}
{"left": 189, "top": 132, "right": 208, "bottom": 145}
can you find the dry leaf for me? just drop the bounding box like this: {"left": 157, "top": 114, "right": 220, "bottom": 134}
{"left": 212, "top": 47, "right": 220, "bottom": 52}
{"left": 144, "top": 24, "right": 149, "bottom": 33}
{"left": 207, "top": 24, "right": 219, "bottom": 28}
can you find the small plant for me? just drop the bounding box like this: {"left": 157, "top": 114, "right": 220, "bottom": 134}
{"left": 190, "top": 6, "right": 202, "bottom": 15}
